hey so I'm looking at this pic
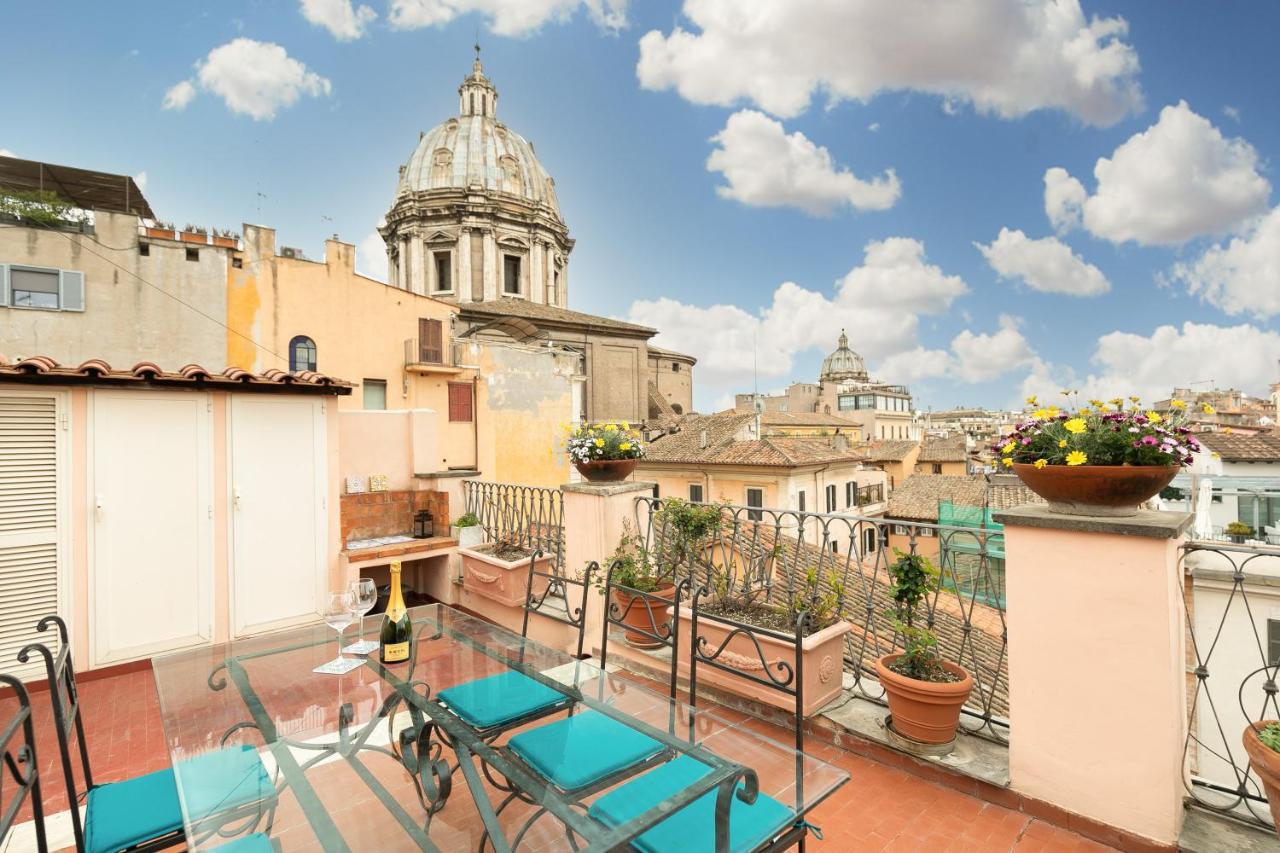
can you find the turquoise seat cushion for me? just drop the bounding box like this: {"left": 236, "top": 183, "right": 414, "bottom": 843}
{"left": 437, "top": 670, "right": 565, "bottom": 729}
{"left": 509, "top": 710, "right": 664, "bottom": 791}
{"left": 587, "top": 755, "right": 795, "bottom": 853}
{"left": 85, "top": 745, "right": 272, "bottom": 853}
{"left": 211, "top": 833, "right": 275, "bottom": 852}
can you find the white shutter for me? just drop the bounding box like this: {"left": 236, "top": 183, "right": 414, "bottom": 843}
{"left": 60, "top": 269, "right": 85, "bottom": 312}
{"left": 0, "top": 396, "right": 61, "bottom": 681}
{"left": 0, "top": 264, "right": 8, "bottom": 306}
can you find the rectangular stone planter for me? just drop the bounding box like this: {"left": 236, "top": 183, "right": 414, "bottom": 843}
{"left": 452, "top": 524, "right": 485, "bottom": 548}
{"left": 459, "top": 544, "right": 551, "bottom": 608}
{"left": 672, "top": 605, "right": 852, "bottom": 717}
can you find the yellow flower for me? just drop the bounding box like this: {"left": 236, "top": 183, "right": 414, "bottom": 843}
{"left": 1047, "top": 406, "right": 1061, "bottom": 417}
{"left": 1089, "top": 399, "right": 1104, "bottom": 408}
{"left": 1079, "top": 406, "right": 1092, "bottom": 415}
{"left": 1026, "top": 395, "right": 1038, "bottom": 406}
{"left": 619, "top": 442, "right": 632, "bottom": 451}
{"left": 1001, "top": 442, "right": 1015, "bottom": 454}
{"left": 1034, "top": 459, "right": 1048, "bottom": 469}
{"left": 1129, "top": 396, "right": 1141, "bottom": 403}
{"left": 1170, "top": 400, "right": 1187, "bottom": 410}
{"left": 1066, "top": 450, "right": 1088, "bottom": 466}
{"left": 1146, "top": 411, "right": 1162, "bottom": 423}
{"left": 1031, "top": 408, "right": 1049, "bottom": 421}
{"left": 621, "top": 421, "right": 630, "bottom": 429}
{"left": 1064, "top": 418, "right": 1087, "bottom": 434}
{"left": 1202, "top": 403, "right": 1216, "bottom": 415}
{"left": 594, "top": 438, "right": 604, "bottom": 448}
{"left": 604, "top": 423, "right": 617, "bottom": 431}
{"left": 1002, "top": 457, "right": 1013, "bottom": 467}
{"left": 1224, "top": 427, "right": 1233, "bottom": 435}
{"left": 1058, "top": 439, "right": 1068, "bottom": 448}
{"left": 1109, "top": 397, "right": 1123, "bottom": 406}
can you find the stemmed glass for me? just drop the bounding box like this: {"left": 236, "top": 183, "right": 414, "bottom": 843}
{"left": 342, "top": 578, "right": 380, "bottom": 655}
{"left": 314, "top": 591, "right": 363, "bottom": 675}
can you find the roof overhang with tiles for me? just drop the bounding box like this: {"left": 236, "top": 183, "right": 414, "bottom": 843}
{"left": 0, "top": 357, "right": 354, "bottom": 395}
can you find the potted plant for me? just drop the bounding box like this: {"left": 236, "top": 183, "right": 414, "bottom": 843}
{"left": 1225, "top": 521, "right": 1255, "bottom": 544}
{"left": 1242, "top": 722, "right": 1280, "bottom": 833}
{"left": 599, "top": 525, "right": 675, "bottom": 648}
{"left": 146, "top": 220, "right": 176, "bottom": 240}
{"left": 451, "top": 512, "right": 485, "bottom": 547}
{"left": 875, "top": 550, "right": 973, "bottom": 746}
{"left": 996, "top": 392, "right": 1203, "bottom": 516}
{"left": 181, "top": 223, "right": 209, "bottom": 244}
{"left": 211, "top": 227, "right": 238, "bottom": 248}
{"left": 566, "top": 422, "right": 644, "bottom": 482}
{"left": 458, "top": 537, "right": 552, "bottom": 608}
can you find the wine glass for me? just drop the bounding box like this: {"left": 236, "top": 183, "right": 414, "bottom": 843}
{"left": 315, "top": 591, "right": 359, "bottom": 674}
{"left": 342, "top": 578, "right": 380, "bottom": 655}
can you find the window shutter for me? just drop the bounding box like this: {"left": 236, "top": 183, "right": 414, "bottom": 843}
{"left": 419, "top": 318, "right": 443, "bottom": 364}
{"left": 0, "top": 264, "right": 7, "bottom": 306}
{"left": 448, "top": 383, "right": 473, "bottom": 422}
{"left": 60, "top": 270, "right": 85, "bottom": 312}
{"left": 0, "top": 395, "right": 61, "bottom": 681}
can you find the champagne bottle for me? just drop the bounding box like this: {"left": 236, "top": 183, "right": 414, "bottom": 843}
{"left": 380, "top": 561, "right": 412, "bottom": 665}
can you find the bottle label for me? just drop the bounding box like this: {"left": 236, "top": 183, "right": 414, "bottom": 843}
{"left": 382, "top": 642, "right": 409, "bottom": 663}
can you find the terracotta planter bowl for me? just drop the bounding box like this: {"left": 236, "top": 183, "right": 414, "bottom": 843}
{"left": 1242, "top": 722, "right": 1280, "bottom": 835}
{"left": 611, "top": 583, "right": 676, "bottom": 648}
{"left": 876, "top": 654, "right": 973, "bottom": 745}
{"left": 574, "top": 459, "right": 636, "bottom": 482}
{"left": 1011, "top": 463, "right": 1179, "bottom": 517}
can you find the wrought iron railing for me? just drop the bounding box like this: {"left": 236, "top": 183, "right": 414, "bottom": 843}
{"left": 857, "top": 484, "right": 884, "bottom": 506}
{"left": 1164, "top": 482, "right": 1280, "bottom": 545}
{"left": 1182, "top": 540, "right": 1280, "bottom": 829}
{"left": 462, "top": 481, "right": 564, "bottom": 572}
{"left": 632, "top": 497, "right": 1009, "bottom": 742}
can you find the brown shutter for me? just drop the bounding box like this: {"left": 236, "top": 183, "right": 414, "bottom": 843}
{"left": 448, "top": 382, "right": 473, "bottom": 422}
{"left": 419, "top": 318, "right": 443, "bottom": 364}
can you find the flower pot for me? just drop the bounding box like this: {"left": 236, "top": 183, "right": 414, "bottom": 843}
{"left": 212, "top": 235, "right": 237, "bottom": 248}
{"left": 612, "top": 583, "right": 676, "bottom": 648}
{"left": 574, "top": 459, "right": 636, "bottom": 482}
{"left": 451, "top": 524, "right": 484, "bottom": 548}
{"left": 1011, "top": 462, "right": 1179, "bottom": 517}
{"left": 1229, "top": 533, "right": 1249, "bottom": 544}
{"left": 1243, "top": 722, "right": 1280, "bottom": 835}
{"left": 875, "top": 654, "right": 973, "bottom": 745}
{"left": 180, "top": 231, "right": 208, "bottom": 244}
{"left": 145, "top": 227, "right": 175, "bottom": 240}
{"left": 459, "top": 544, "right": 551, "bottom": 608}
{"left": 672, "top": 606, "right": 852, "bottom": 716}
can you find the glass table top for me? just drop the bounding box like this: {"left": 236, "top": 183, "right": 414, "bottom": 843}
{"left": 151, "top": 603, "right": 850, "bottom": 851}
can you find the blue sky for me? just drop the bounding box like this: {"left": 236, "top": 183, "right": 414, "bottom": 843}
{"left": 4, "top": 1, "right": 1279, "bottom": 413}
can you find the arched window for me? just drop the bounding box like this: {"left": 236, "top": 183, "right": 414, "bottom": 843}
{"left": 289, "top": 335, "right": 317, "bottom": 372}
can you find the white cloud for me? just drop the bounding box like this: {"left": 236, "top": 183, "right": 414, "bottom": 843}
{"left": 133, "top": 172, "right": 148, "bottom": 192}
{"left": 1171, "top": 206, "right": 1280, "bottom": 319}
{"left": 356, "top": 232, "right": 388, "bottom": 281}
{"left": 0, "top": 149, "right": 16, "bottom": 158}
{"left": 628, "top": 237, "right": 966, "bottom": 405}
{"left": 976, "top": 227, "right": 1109, "bottom": 296}
{"left": 301, "top": 0, "right": 376, "bottom": 40}
{"left": 867, "top": 122, "right": 880, "bottom": 132}
{"left": 1017, "top": 322, "right": 1280, "bottom": 406}
{"left": 877, "top": 316, "right": 1037, "bottom": 385}
{"left": 1046, "top": 101, "right": 1270, "bottom": 245}
{"left": 1223, "top": 104, "right": 1241, "bottom": 122}
{"left": 162, "top": 80, "right": 197, "bottom": 111}
{"left": 637, "top": 0, "right": 1142, "bottom": 125}
{"left": 166, "top": 39, "right": 331, "bottom": 121}
{"left": 706, "top": 110, "right": 900, "bottom": 215}
{"left": 387, "top": 0, "right": 627, "bottom": 36}
{"left": 1043, "top": 166, "right": 1086, "bottom": 233}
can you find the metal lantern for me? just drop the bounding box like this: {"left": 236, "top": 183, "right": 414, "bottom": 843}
{"left": 413, "top": 508, "right": 434, "bottom": 539}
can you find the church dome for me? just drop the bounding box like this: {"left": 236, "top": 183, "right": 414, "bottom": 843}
{"left": 820, "top": 330, "right": 868, "bottom": 383}
{"left": 396, "top": 53, "right": 562, "bottom": 221}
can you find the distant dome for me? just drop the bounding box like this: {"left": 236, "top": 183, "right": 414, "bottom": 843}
{"left": 820, "top": 330, "right": 868, "bottom": 383}
{"left": 395, "top": 54, "right": 561, "bottom": 220}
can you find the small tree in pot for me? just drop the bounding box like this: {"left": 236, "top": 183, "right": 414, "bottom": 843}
{"left": 1225, "top": 521, "right": 1254, "bottom": 544}
{"left": 1242, "top": 722, "right": 1280, "bottom": 835}
{"left": 598, "top": 524, "right": 675, "bottom": 648}
{"left": 875, "top": 550, "right": 974, "bottom": 746}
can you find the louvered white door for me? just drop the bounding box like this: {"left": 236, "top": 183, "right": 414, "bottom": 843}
{"left": 0, "top": 393, "right": 64, "bottom": 682}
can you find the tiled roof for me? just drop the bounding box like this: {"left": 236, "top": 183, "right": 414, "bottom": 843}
{"left": 917, "top": 434, "right": 969, "bottom": 463}
{"left": 721, "top": 409, "right": 857, "bottom": 429}
{"left": 643, "top": 413, "right": 867, "bottom": 466}
{"left": 886, "top": 474, "right": 1043, "bottom": 522}
{"left": 646, "top": 380, "right": 679, "bottom": 428}
{"left": 0, "top": 356, "right": 354, "bottom": 394}
{"left": 459, "top": 298, "right": 656, "bottom": 336}
{"left": 647, "top": 344, "right": 697, "bottom": 363}
{"left": 1197, "top": 431, "right": 1280, "bottom": 462}
{"left": 862, "top": 439, "right": 920, "bottom": 462}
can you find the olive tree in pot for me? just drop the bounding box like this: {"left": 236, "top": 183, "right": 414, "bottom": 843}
{"left": 1225, "top": 521, "right": 1255, "bottom": 544}
{"left": 1243, "top": 722, "right": 1280, "bottom": 835}
{"left": 598, "top": 523, "right": 676, "bottom": 648}
{"left": 875, "top": 550, "right": 973, "bottom": 746}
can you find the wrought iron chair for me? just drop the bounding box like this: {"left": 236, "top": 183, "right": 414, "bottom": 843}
{"left": 585, "top": 582, "right": 818, "bottom": 853}
{"left": 18, "top": 616, "right": 277, "bottom": 853}
{"left": 0, "top": 674, "right": 48, "bottom": 853}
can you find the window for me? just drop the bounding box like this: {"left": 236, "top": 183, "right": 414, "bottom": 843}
{"left": 672, "top": 363, "right": 680, "bottom": 373}
{"left": 448, "top": 382, "right": 473, "bottom": 422}
{"left": 289, "top": 335, "right": 317, "bottom": 372}
{"left": 433, "top": 252, "right": 452, "bottom": 292}
{"left": 185, "top": 248, "right": 199, "bottom": 262}
{"left": 932, "top": 463, "right": 943, "bottom": 474}
{"left": 363, "top": 379, "right": 387, "bottom": 411}
{"left": 825, "top": 484, "right": 836, "bottom": 513}
{"left": 746, "top": 488, "right": 764, "bottom": 522}
{"left": 138, "top": 243, "right": 150, "bottom": 256}
{"left": 547, "top": 269, "right": 559, "bottom": 305}
{"left": 232, "top": 257, "right": 243, "bottom": 269}
{"left": 862, "top": 527, "right": 878, "bottom": 555}
{"left": 1269, "top": 620, "right": 1280, "bottom": 666}
{"left": 797, "top": 490, "right": 806, "bottom": 512}
{"left": 689, "top": 484, "right": 704, "bottom": 503}
{"left": 419, "top": 318, "right": 443, "bottom": 364}
{"left": 845, "top": 481, "right": 855, "bottom": 508}
{"left": 9, "top": 267, "right": 60, "bottom": 309}
{"left": 503, "top": 255, "right": 521, "bottom": 295}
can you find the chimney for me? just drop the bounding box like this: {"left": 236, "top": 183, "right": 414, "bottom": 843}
{"left": 699, "top": 429, "right": 708, "bottom": 449}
